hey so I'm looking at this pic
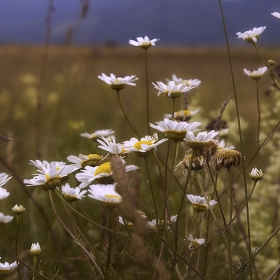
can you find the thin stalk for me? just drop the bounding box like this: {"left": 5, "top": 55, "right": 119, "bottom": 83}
{"left": 116, "top": 89, "right": 140, "bottom": 137}
{"left": 163, "top": 141, "right": 179, "bottom": 222}
{"left": 48, "top": 190, "right": 105, "bottom": 279}
{"left": 268, "top": 264, "right": 280, "bottom": 280}
{"left": 144, "top": 49, "right": 151, "bottom": 134}
{"left": 144, "top": 157, "right": 158, "bottom": 222}
{"left": 227, "top": 167, "right": 233, "bottom": 280}
{"left": 252, "top": 43, "right": 280, "bottom": 90}
{"left": 15, "top": 216, "right": 22, "bottom": 280}
{"left": 172, "top": 98, "right": 176, "bottom": 118}
{"left": 218, "top": 2, "right": 251, "bottom": 278}
{"left": 32, "top": 256, "right": 37, "bottom": 280}
{"left": 106, "top": 209, "right": 113, "bottom": 271}
{"left": 173, "top": 150, "right": 194, "bottom": 275}
{"left": 255, "top": 79, "right": 261, "bottom": 149}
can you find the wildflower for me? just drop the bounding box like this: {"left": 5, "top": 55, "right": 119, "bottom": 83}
{"left": 0, "top": 213, "right": 13, "bottom": 226}
{"left": 184, "top": 130, "right": 219, "bottom": 157}
{"left": 217, "top": 140, "right": 235, "bottom": 151}
{"left": 80, "top": 129, "right": 115, "bottom": 142}
{"left": 30, "top": 242, "right": 41, "bottom": 256}
{"left": 150, "top": 118, "right": 201, "bottom": 141}
{"left": 0, "top": 187, "right": 9, "bottom": 200}
{"left": 67, "top": 154, "right": 103, "bottom": 168}
{"left": 129, "top": 36, "right": 159, "bottom": 49}
{"left": 236, "top": 26, "right": 266, "bottom": 43}
{"left": 98, "top": 73, "right": 138, "bottom": 90}
{"left": 214, "top": 148, "right": 242, "bottom": 172}
{"left": 164, "top": 109, "right": 199, "bottom": 122}
{"left": 29, "top": 160, "right": 69, "bottom": 174}
{"left": 243, "top": 66, "right": 268, "bottom": 81}
{"left": 187, "top": 234, "right": 205, "bottom": 249}
{"left": 97, "top": 136, "right": 128, "bottom": 157}
{"left": 175, "top": 153, "right": 205, "bottom": 174}
{"left": 153, "top": 81, "right": 194, "bottom": 98}
{"left": 88, "top": 184, "right": 122, "bottom": 208}
{"left": 148, "top": 215, "right": 177, "bottom": 236}
{"left": 0, "top": 259, "right": 17, "bottom": 276}
{"left": 271, "top": 12, "right": 280, "bottom": 19}
{"left": 12, "top": 204, "right": 26, "bottom": 215}
{"left": 62, "top": 183, "right": 87, "bottom": 202}
{"left": 187, "top": 194, "right": 217, "bottom": 212}
{"left": 168, "top": 74, "right": 201, "bottom": 88}
{"left": 123, "top": 133, "right": 168, "bottom": 157}
{"left": 249, "top": 168, "right": 263, "bottom": 182}
{"left": 24, "top": 161, "right": 76, "bottom": 190}
{"left": 76, "top": 162, "right": 138, "bottom": 188}
{"left": 119, "top": 211, "right": 147, "bottom": 227}
{"left": 0, "top": 173, "right": 12, "bottom": 187}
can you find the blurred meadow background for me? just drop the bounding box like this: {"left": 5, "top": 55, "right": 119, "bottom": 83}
{"left": 1, "top": 0, "right": 280, "bottom": 279}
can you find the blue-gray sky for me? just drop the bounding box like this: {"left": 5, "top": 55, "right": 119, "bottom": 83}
{"left": 0, "top": 0, "right": 279, "bottom": 46}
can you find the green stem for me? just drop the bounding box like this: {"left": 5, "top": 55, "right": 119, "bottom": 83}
{"left": 252, "top": 43, "right": 280, "bottom": 90}
{"left": 15, "top": 216, "right": 22, "bottom": 280}
{"left": 227, "top": 167, "right": 233, "bottom": 280}
{"left": 255, "top": 79, "right": 261, "bottom": 150}
{"left": 144, "top": 157, "right": 158, "bottom": 222}
{"left": 218, "top": 2, "right": 251, "bottom": 278}
{"left": 116, "top": 89, "right": 140, "bottom": 137}
{"left": 172, "top": 98, "right": 176, "bottom": 118}
{"left": 106, "top": 210, "right": 113, "bottom": 271}
{"left": 144, "top": 49, "right": 151, "bottom": 134}
{"left": 32, "top": 256, "right": 37, "bottom": 280}
{"left": 49, "top": 190, "right": 105, "bottom": 278}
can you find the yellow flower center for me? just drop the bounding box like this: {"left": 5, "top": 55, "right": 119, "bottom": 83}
{"left": 133, "top": 140, "right": 153, "bottom": 150}
{"left": 94, "top": 162, "right": 112, "bottom": 176}
{"left": 105, "top": 194, "right": 121, "bottom": 202}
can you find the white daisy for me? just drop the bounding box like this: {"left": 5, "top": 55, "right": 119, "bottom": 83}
{"left": 88, "top": 184, "right": 122, "bottom": 207}
{"left": 98, "top": 73, "right": 138, "bottom": 90}
{"left": 29, "top": 160, "right": 67, "bottom": 174}
{"left": 76, "top": 162, "right": 138, "bottom": 189}
{"left": 24, "top": 161, "right": 76, "bottom": 190}
{"left": 217, "top": 140, "right": 235, "bottom": 151}
{"left": 147, "top": 215, "right": 178, "bottom": 234}
{"left": 80, "top": 129, "right": 115, "bottom": 141}
{"left": 153, "top": 81, "right": 194, "bottom": 98}
{"left": 67, "top": 154, "right": 103, "bottom": 168}
{"left": 168, "top": 74, "right": 201, "bottom": 88}
{"left": 122, "top": 133, "right": 168, "bottom": 157}
{"left": 62, "top": 183, "right": 87, "bottom": 202}
{"left": 129, "top": 36, "right": 159, "bottom": 49}
{"left": 30, "top": 242, "right": 41, "bottom": 256}
{"left": 119, "top": 211, "right": 147, "bottom": 226}
{"left": 0, "top": 173, "right": 12, "bottom": 187}
{"left": 243, "top": 66, "right": 268, "bottom": 80}
{"left": 187, "top": 194, "right": 217, "bottom": 212}
{"left": 0, "top": 259, "right": 17, "bottom": 276}
{"left": 0, "top": 213, "right": 13, "bottom": 226}
{"left": 187, "top": 234, "right": 205, "bottom": 249}
{"left": 164, "top": 109, "right": 199, "bottom": 121}
{"left": 97, "top": 136, "right": 128, "bottom": 156}
{"left": 236, "top": 26, "right": 266, "bottom": 43}
{"left": 272, "top": 12, "right": 280, "bottom": 19}
{"left": 150, "top": 118, "right": 201, "bottom": 141}
{"left": 185, "top": 130, "right": 219, "bottom": 143}
{"left": 249, "top": 168, "right": 263, "bottom": 182}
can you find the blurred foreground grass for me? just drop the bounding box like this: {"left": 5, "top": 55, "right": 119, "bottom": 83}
{"left": 0, "top": 45, "right": 279, "bottom": 278}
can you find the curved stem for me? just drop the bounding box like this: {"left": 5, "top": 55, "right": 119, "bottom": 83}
{"left": 144, "top": 49, "right": 151, "bottom": 134}
{"left": 48, "top": 190, "right": 105, "bottom": 279}
{"left": 116, "top": 89, "right": 140, "bottom": 137}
